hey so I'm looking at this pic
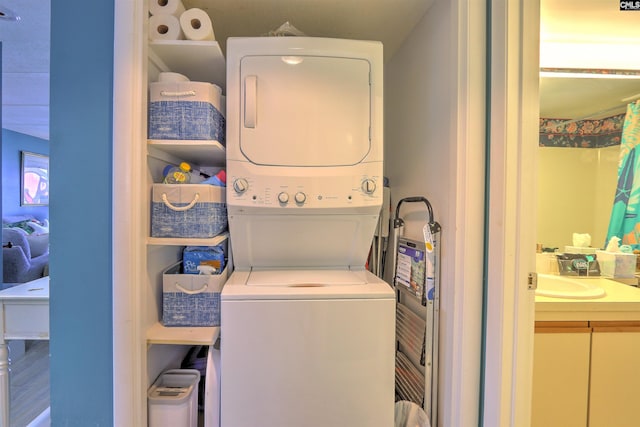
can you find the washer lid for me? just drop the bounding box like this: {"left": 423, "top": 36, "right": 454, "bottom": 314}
{"left": 246, "top": 269, "right": 368, "bottom": 286}
{"left": 221, "top": 269, "right": 394, "bottom": 300}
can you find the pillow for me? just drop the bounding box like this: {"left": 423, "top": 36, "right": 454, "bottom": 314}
{"left": 4, "top": 219, "right": 49, "bottom": 235}
{"left": 3, "top": 215, "right": 35, "bottom": 224}
{"left": 26, "top": 233, "right": 49, "bottom": 258}
{"left": 28, "top": 221, "right": 49, "bottom": 234}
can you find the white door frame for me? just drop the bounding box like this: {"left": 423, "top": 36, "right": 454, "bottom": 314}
{"left": 110, "top": 1, "right": 539, "bottom": 426}
{"left": 483, "top": 0, "right": 539, "bottom": 426}
{"left": 112, "top": 0, "right": 147, "bottom": 425}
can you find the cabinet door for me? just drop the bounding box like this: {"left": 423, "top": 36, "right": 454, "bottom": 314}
{"left": 531, "top": 322, "right": 591, "bottom": 427}
{"left": 589, "top": 324, "right": 640, "bottom": 427}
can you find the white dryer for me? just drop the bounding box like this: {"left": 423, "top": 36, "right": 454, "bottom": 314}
{"left": 221, "top": 37, "right": 394, "bottom": 427}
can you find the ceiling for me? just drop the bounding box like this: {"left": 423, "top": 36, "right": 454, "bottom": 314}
{"left": 1, "top": 0, "right": 49, "bottom": 140}
{"left": 1, "top": 0, "right": 640, "bottom": 140}
{"left": 539, "top": 0, "right": 640, "bottom": 120}
{"left": 0, "top": 0, "right": 432, "bottom": 141}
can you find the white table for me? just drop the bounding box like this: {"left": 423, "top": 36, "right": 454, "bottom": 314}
{"left": 0, "top": 277, "right": 49, "bottom": 427}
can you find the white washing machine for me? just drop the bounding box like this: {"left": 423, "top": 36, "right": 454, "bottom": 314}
{"left": 221, "top": 269, "right": 394, "bottom": 427}
{"left": 221, "top": 37, "right": 394, "bottom": 427}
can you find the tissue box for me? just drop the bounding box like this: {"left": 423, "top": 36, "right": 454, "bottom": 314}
{"left": 148, "top": 81, "right": 225, "bottom": 142}
{"left": 162, "top": 262, "right": 228, "bottom": 327}
{"left": 595, "top": 250, "right": 637, "bottom": 278}
{"left": 563, "top": 245, "right": 597, "bottom": 255}
{"left": 151, "top": 184, "right": 227, "bottom": 238}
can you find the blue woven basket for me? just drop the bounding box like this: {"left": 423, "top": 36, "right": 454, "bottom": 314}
{"left": 163, "top": 291, "right": 221, "bottom": 327}
{"left": 148, "top": 100, "right": 226, "bottom": 142}
{"left": 162, "top": 262, "right": 228, "bottom": 327}
{"left": 151, "top": 184, "right": 227, "bottom": 238}
{"left": 148, "top": 80, "right": 225, "bottom": 143}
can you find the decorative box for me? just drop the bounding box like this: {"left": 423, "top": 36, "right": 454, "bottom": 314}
{"left": 148, "top": 81, "right": 225, "bottom": 143}
{"left": 151, "top": 184, "right": 227, "bottom": 238}
{"left": 162, "top": 262, "right": 228, "bottom": 327}
{"left": 595, "top": 250, "right": 637, "bottom": 278}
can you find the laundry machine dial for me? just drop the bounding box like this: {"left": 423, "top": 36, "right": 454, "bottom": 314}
{"left": 294, "top": 192, "right": 307, "bottom": 204}
{"left": 278, "top": 192, "right": 290, "bottom": 204}
{"left": 233, "top": 178, "right": 249, "bottom": 194}
{"left": 361, "top": 179, "right": 377, "bottom": 194}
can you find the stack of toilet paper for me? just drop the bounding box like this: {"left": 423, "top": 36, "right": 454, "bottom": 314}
{"left": 148, "top": 0, "right": 216, "bottom": 42}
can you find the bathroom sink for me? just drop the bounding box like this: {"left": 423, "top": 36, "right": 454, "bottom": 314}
{"left": 535, "top": 274, "right": 606, "bottom": 299}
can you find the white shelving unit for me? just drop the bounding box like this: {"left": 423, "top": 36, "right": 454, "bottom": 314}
{"left": 147, "top": 323, "right": 220, "bottom": 346}
{"left": 147, "top": 232, "right": 229, "bottom": 247}
{"left": 144, "top": 40, "right": 228, "bottom": 348}
{"left": 147, "top": 140, "right": 226, "bottom": 166}
{"left": 149, "top": 40, "right": 226, "bottom": 90}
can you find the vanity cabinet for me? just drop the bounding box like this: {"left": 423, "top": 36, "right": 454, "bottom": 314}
{"left": 532, "top": 320, "right": 640, "bottom": 427}
{"left": 531, "top": 322, "right": 590, "bottom": 427}
{"left": 589, "top": 322, "right": 640, "bottom": 427}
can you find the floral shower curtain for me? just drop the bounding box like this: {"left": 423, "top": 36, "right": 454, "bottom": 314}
{"left": 605, "top": 100, "right": 640, "bottom": 248}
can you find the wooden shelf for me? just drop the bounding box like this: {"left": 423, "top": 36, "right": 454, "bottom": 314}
{"left": 148, "top": 140, "right": 226, "bottom": 166}
{"left": 149, "top": 40, "right": 226, "bottom": 90}
{"left": 147, "top": 232, "right": 229, "bottom": 247}
{"left": 147, "top": 322, "right": 220, "bottom": 345}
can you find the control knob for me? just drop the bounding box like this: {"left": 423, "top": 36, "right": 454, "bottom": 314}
{"left": 278, "top": 192, "right": 290, "bottom": 204}
{"left": 233, "top": 178, "right": 249, "bottom": 194}
{"left": 361, "top": 179, "right": 377, "bottom": 194}
{"left": 294, "top": 192, "right": 307, "bottom": 204}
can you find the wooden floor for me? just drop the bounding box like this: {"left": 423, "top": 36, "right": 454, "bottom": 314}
{"left": 9, "top": 341, "right": 50, "bottom": 427}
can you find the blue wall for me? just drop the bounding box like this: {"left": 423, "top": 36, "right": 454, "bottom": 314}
{"left": 50, "top": 1, "right": 114, "bottom": 425}
{"left": 1, "top": 129, "right": 49, "bottom": 222}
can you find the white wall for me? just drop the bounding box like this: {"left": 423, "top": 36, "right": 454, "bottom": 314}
{"left": 537, "top": 146, "right": 618, "bottom": 250}
{"left": 385, "top": 0, "right": 486, "bottom": 425}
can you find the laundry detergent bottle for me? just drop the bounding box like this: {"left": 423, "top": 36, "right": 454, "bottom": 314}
{"left": 163, "top": 162, "right": 192, "bottom": 184}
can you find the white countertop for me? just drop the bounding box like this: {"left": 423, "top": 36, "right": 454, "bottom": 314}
{"left": 535, "top": 276, "right": 640, "bottom": 321}
{"left": 0, "top": 277, "right": 49, "bottom": 300}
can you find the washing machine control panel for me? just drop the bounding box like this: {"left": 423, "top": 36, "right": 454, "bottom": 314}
{"left": 228, "top": 161, "right": 382, "bottom": 209}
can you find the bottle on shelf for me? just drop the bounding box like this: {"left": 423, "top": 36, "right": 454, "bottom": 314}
{"left": 163, "top": 162, "right": 192, "bottom": 184}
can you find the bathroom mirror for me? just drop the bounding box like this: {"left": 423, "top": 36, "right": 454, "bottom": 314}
{"left": 537, "top": 69, "right": 640, "bottom": 251}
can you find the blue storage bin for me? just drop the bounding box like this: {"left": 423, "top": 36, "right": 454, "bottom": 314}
{"left": 151, "top": 184, "right": 227, "bottom": 238}
{"left": 162, "top": 262, "right": 228, "bottom": 327}
{"left": 148, "top": 81, "right": 225, "bottom": 143}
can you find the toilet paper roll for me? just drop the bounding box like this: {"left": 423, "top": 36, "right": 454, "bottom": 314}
{"left": 148, "top": 0, "right": 185, "bottom": 16}
{"left": 180, "top": 8, "right": 216, "bottom": 41}
{"left": 149, "top": 14, "right": 184, "bottom": 41}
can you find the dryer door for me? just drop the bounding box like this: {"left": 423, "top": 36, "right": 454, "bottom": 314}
{"left": 240, "top": 55, "right": 371, "bottom": 167}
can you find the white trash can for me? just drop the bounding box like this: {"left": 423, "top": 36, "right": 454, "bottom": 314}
{"left": 148, "top": 369, "right": 201, "bottom": 427}
{"left": 394, "top": 401, "right": 431, "bottom": 427}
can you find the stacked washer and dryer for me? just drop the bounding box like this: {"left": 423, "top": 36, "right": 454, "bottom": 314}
{"left": 220, "top": 37, "right": 395, "bottom": 426}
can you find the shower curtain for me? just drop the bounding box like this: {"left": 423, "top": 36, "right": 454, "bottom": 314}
{"left": 605, "top": 100, "right": 640, "bottom": 248}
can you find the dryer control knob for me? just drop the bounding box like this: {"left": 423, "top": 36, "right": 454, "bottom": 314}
{"left": 294, "top": 192, "right": 307, "bottom": 204}
{"left": 278, "top": 192, "right": 290, "bottom": 204}
{"left": 233, "top": 178, "right": 249, "bottom": 194}
{"left": 362, "top": 179, "right": 377, "bottom": 194}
